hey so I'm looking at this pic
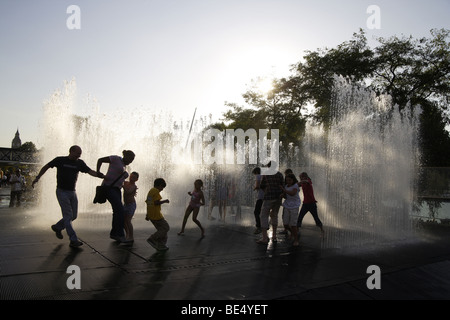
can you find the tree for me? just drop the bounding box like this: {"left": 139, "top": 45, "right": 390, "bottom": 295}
{"left": 419, "top": 101, "right": 450, "bottom": 166}
{"left": 17, "top": 141, "right": 37, "bottom": 153}
{"left": 370, "top": 29, "right": 450, "bottom": 165}
{"left": 293, "top": 28, "right": 449, "bottom": 121}
{"left": 221, "top": 77, "right": 307, "bottom": 161}
{"left": 293, "top": 29, "right": 376, "bottom": 126}
{"left": 218, "top": 28, "right": 450, "bottom": 166}
{"left": 371, "top": 29, "right": 450, "bottom": 114}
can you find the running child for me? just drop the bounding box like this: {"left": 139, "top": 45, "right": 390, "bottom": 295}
{"left": 145, "top": 178, "right": 170, "bottom": 251}
{"left": 280, "top": 173, "right": 301, "bottom": 246}
{"left": 123, "top": 171, "right": 139, "bottom": 242}
{"left": 297, "top": 172, "right": 324, "bottom": 236}
{"left": 178, "top": 179, "right": 205, "bottom": 238}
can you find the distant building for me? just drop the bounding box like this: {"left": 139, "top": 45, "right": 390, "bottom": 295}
{"left": 11, "top": 129, "right": 22, "bottom": 149}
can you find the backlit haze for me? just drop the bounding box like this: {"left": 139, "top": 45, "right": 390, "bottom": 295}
{"left": 1, "top": 0, "right": 449, "bottom": 148}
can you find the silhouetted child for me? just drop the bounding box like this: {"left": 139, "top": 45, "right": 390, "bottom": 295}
{"left": 297, "top": 172, "right": 324, "bottom": 236}
{"left": 280, "top": 168, "right": 294, "bottom": 235}
{"left": 178, "top": 179, "right": 205, "bottom": 238}
{"left": 145, "top": 178, "right": 170, "bottom": 251}
{"left": 123, "top": 171, "right": 139, "bottom": 242}
{"left": 280, "top": 173, "right": 300, "bottom": 246}
{"left": 252, "top": 167, "right": 264, "bottom": 234}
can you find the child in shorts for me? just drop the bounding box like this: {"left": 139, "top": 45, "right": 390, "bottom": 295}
{"left": 281, "top": 173, "right": 301, "bottom": 246}
{"left": 178, "top": 179, "right": 205, "bottom": 238}
{"left": 145, "top": 178, "right": 170, "bottom": 251}
{"left": 123, "top": 171, "right": 139, "bottom": 242}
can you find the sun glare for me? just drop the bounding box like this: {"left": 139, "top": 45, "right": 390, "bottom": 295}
{"left": 254, "top": 77, "right": 275, "bottom": 94}
{"left": 201, "top": 45, "right": 294, "bottom": 116}
{"left": 218, "top": 46, "right": 292, "bottom": 98}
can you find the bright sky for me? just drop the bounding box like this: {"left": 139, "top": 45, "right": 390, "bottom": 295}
{"left": 1, "top": 0, "right": 449, "bottom": 148}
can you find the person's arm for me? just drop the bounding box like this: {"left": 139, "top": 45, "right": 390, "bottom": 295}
{"left": 87, "top": 169, "right": 104, "bottom": 179}
{"left": 155, "top": 199, "right": 169, "bottom": 205}
{"left": 299, "top": 179, "right": 310, "bottom": 186}
{"left": 96, "top": 156, "right": 110, "bottom": 175}
{"left": 146, "top": 191, "right": 169, "bottom": 205}
{"left": 31, "top": 164, "right": 51, "bottom": 188}
{"left": 281, "top": 185, "right": 298, "bottom": 196}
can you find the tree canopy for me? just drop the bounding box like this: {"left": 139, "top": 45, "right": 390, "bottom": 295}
{"left": 17, "top": 141, "right": 37, "bottom": 153}
{"left": 217, "top": 28, "right": 450, "bottom": 166}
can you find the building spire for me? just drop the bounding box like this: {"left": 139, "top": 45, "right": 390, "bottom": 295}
{"left": 11, "top": 128, "right": 22, "bottom": 149}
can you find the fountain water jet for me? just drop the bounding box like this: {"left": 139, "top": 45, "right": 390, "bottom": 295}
{"left": 300, "top": 77, "right": 420, "bottom": 247}
{"left": 33, "top": 77, "right": 420, "bottom": 247}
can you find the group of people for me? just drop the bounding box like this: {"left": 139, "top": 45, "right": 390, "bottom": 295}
{"left": 252, "top": 164, "right": 324, "bottom": 247}
{"left": 31, "top": 146, "right": 136, "bottom": 248}
{"left": 30, "top": 145, "right": 204, "bottom": 251}
{"left": 0, "top": 167, "right": 27, "bottom": 207}
{"left": 30, "top": 145, "right": 323, "bottom": 251}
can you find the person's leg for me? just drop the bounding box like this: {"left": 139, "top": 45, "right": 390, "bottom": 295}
{"left": 70, "top": 191, "right": 78, "bottom": 222}
{"left": 254, "top": 199, "right": 263, "bottom": 230}
{"left": 258, "top": 200, "right": 271, "bottom": 243}
{"left": 124, "top": 203, "right": 135, "bottom": 240}
{"left": 9, "top": 191, "right": 17, "bottom": 207}
{"left": 129, "top": 202, "right": 136, "bottom": 240}
{"left": 221, "top": 200, "right": 227, "bottom": 222}
{"left": 151, "top": 218, "right": 170, "bottom": 248}
{"left": 56, "top": 189, "right": 78, "bottom": 242}
{"left": 309, "top": 203, "right": 324, "bottom": 234}
{"left": 179, "top": 206, "right": 193, "bottom": 235}
{"left": 218, "top": 201, "right": 223, "bottom": 220}
{"left": 297, "top": 204, "right": 309, "bottom": 228}
{"left": 192, "top": 207, "right": 205, "bottom": 238}
{"left": 16, "top": 190, "right": 22, "bottom": 206}
{"left": 282, "top": 207, "right": 291, "bottom": 237}
{"left": 289, "top": 208, "right": 299, "bottom": 245}
{"left": 269, "top": 200, "right": 281, "bottom": 241}
{"left": 107, "top": 187, "right": 125, "bottom": 238}
{"left": 124, "top": 215, "right": 131, "bottom": 239}
{"left": 291, "top": 223, "right": 299, "bottom": 246}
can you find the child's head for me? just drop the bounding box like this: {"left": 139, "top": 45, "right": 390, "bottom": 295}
{"left": 299, "top": 172, "right": 309, "bottom": 180}
{"left": 194, "top": 179, "right": 203, "bottom": 189}
{"left": 285, "top": 173, "right": 298, "bottom": 185}
{"left": 154, "top": 178, "right": 166, "bottom": 191}
{"left": 130, "top": 171, "right": 139, "bottom": 182}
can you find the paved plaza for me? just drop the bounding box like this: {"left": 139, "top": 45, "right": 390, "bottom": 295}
{"left": 1, "top": 187, "right": 450, "bottom": 303}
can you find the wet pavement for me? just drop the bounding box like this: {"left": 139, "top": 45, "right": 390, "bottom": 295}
{"left": 1, "top": 187, "right": 450, "bottom": 303}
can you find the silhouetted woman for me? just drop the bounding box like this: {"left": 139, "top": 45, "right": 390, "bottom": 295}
{"left": 97, "top": 150, "right": 135, "bottom": 244}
